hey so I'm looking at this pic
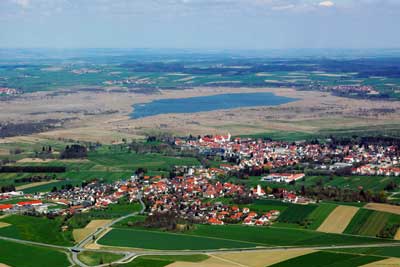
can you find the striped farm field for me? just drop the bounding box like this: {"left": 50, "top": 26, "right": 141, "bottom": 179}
{"left": 306, "top": 203, "right": 337, "bottom": 230}
{"left": 277, "top": 204, "right": 317, "bottom": 224}
{"left": 357, "top": 211, "right": 391, "bottom": 237}
{"left": 345, "top": 209, "right": 400, "bottom": 238}
{"left": 317, "top": 205, "right": 359, "bottom": 233}
{"left": 344, "top": 209, "right": 374, "bottom": 235}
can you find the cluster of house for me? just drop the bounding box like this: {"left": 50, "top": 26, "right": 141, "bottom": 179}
{"left": 110, "top": 164, "right": 288, "bottom": 226}
{"left": 261, "top": 173, "right": 305, "bottom": 183}
{"left": 103, "top": 77, "right": 154, "bottom": 86}
{"left": 352, "top": 164, "right": 400, "bottom": 176}
{"left": 0, "top": 163, "right": 314, "bottom": 228}
{"left": 44, "top": 182, "right": 129, "bottom": 214}
{"left": 0, "top": 181, "right": 130, "bottom": 216}
{"left": 207, "top": 205, "right": 280, "bottom": 226}
{"left": 0, "top": 199, "right": 46, "bottom": 214}
{"left": 0, "top": 87, "right": 19, "bottom": 95}
{"left": 176, "top": 134, "right": 400, "bottom": 177}
{"left": 71, "top": 68, "right": 100, "bottom": 75}
{"left": 0, "top": 191, "right": 60, "bottom": 215}
{"left": 324, "top": 85, "right": 379, "bottom": 95}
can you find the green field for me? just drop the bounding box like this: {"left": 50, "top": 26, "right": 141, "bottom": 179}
{"left": 100, "top": 223, "right": 394, "bottom": 250}
{"left": 305, "top": 175, "right": 399, "bottom": 192}
{"left": 269, "top": 251, "right": 382, "bottom": 267}
{"left": 98, "top": 228, "right": 257, "bottom": 250}
{"left": 117, "top": 255, "right": 209, "bottom": 267}
{"left": 225, "top": 173, "right": 398, "bottom": 195}
{"left": 344, "top": 209, "right": 400, "bottom": 238}
{"left": 0, "top": 215, "right": 73, "bottom": 246}
{"left": 357, "top": 211, "right": 391, "bottom": 236}
{"left": 0, "top": 239, "right": 70, "bottom": 267}
{"left": 277, "top": 204, "right": 318, "bottom": 224}
{"left": 237, "top": 131, "right": 317, "bottom": 141}
{"left": 78, "top": 251, "right": 124, "bottom": 266}
{"left": 238, "top": 124, "right": 400, "bottom": 142}
{"left": 305, "top": 203, "right": 337, "bottom": 230}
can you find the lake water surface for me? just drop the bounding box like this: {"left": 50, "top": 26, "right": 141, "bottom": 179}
{"left": 131, "top": 92, "right": 298, "bottom": 119}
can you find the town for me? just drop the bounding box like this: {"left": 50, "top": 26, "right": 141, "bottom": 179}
{"left": 0, "top": 165, "right": 288, "bottom": 227}
{"left": 2, "top": 133, "right": 399, "bottom": 228}
{"left": 176, "top": 134, "right": 400, "bottom": 177}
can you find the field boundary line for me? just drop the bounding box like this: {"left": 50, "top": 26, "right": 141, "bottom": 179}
{"left": 209, "top": 254, "right": 250, "bottom": 267}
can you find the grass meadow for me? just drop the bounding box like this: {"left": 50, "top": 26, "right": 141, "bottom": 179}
{"left": 0, "top": 239, "right": 70, "bottom": 267}
{"left": 99, "top": 223, "right": 394, "bottom": 250}
{"left": 0, "top": 215, "right": 74, "bottom": 246}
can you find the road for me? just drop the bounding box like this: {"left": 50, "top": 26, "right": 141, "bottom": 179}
{"left": 2, "top": 232, "right": 400, "bottom": 267}
{"left": 70, "top": 192, "right": 146, "bottom": 267}
{"left": 75, "top": 192, "right": 146, "bottom": 250}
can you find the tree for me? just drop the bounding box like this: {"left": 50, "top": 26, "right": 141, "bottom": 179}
{"left": 60, "top": 144, "right": 87, "bottom": 159}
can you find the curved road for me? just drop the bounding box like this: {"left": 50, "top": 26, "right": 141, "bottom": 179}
{"left": 70, "top": 192, "right": 146, "bottom": 266}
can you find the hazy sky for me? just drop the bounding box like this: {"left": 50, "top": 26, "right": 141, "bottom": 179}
{"left": 1, "top": 0, "right": 399, "bottom": 49}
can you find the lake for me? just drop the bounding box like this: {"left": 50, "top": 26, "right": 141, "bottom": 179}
{"left": 131, "top": 92, "right": 298, "bottom": 119}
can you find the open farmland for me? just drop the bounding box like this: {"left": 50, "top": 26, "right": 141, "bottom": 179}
{"left": 0, "top": 146, "right": 200, "bottom": 193}
{"left": 357, "top": 211, "right": 392, "bottom": 237}
{"left": 166, "top": 256, "right": 230, "bottom": 267}
{"left": 189, "top": 224, "right": 390, "bottom": 247}
{"left": 269, "top": 251, "right": 382, "bottom": 267}
{"left": 317, "top": 205, "right": 359, "bottom": 234}
{"left": 305, "top": 203, "right": 337, "bottom": 230}
{"left": 344, "top": 209, "right": 374, "bottom": 235}
{"left": 73, "top": 219, "right": 112, "bottom": 242}
{"left": 98, "top": 228, "right": 257, "bottom": 250}
{"left": 277, "top": 204, "right": 317, "bottom": 224}
{"left": 77, "top": 251, "right": 124, "bottom": 266}
{"left": 100, "top": 224, "right": 395, "bottom": 250}
{"left": 344, "top": 208, "right": 400, "bottom": 238}
{"left": 117, "top": 255, "right": 209, "bottom": 267}
{"left": 211, "top": 249, "right": 315, "bottom": 267}
{"left": 0, "top": 215, "right": 73, "bottom": 246}
{"left": 0, "top": 239, "right": 70, "bottom": 267}
{"left": 364, "top": 203, "right": 400, "bottom": 215}
{"left": 302, "top": 175, "right": 400, "bottom": 192}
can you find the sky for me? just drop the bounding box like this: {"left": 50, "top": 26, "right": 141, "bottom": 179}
{"left": 0, "top": 0, "right": 400, "bottom": 49}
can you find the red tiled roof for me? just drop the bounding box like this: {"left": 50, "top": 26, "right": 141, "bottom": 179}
{"left": 17, "top": 200, "right": 42, "bottom": 206}
{"left": 0, "top": 204, "right": 13, "bottom": 210}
